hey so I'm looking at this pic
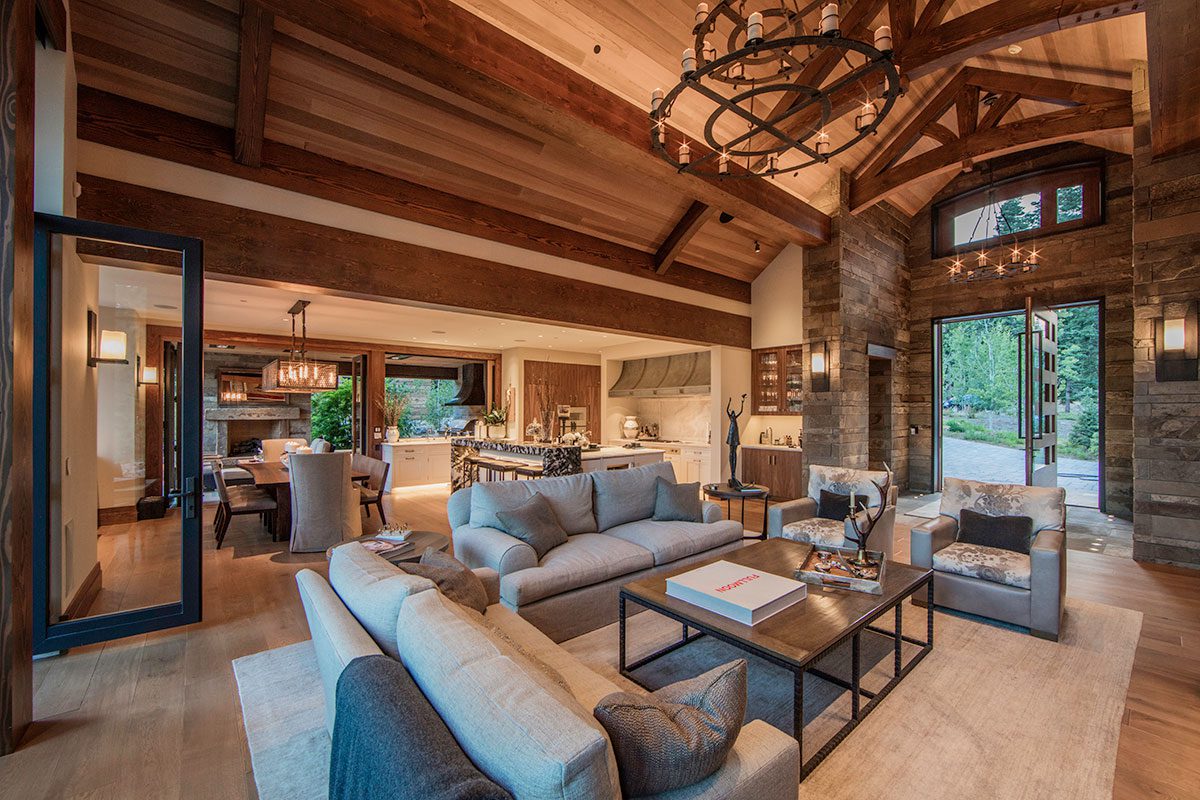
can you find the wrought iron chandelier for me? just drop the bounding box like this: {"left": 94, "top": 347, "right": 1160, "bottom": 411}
{"left": 947, "top": 172, "right": 1041, "bottom": 283}
{"left": 649, "top": 0, "right": 902, "bottom": 178}
{"left": 261, "top": 300, "right": 340, "bottom": 394}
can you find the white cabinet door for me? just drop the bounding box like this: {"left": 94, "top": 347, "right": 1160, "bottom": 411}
{"left": 664, "top": 452, "right": 683, "bottom": 482}
{"left": 395, "top": 455, "right": 421, "bottom": 486}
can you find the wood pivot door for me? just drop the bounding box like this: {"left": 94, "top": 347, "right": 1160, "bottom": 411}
{"left": 1024, "top": 298, "right": 1058, "bottom": 488}
{"left": 32, "top": 215, "right": 204, "bottom": 654}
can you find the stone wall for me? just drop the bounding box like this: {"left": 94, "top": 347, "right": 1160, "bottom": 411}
{"left": 904, "top": 144, "right": 1135, "bottom": 518}
{"left": 1131, "top": 66, "right": 1200, "bottom": 566}
{"left": 203, "top": 352, "right": 310, "bottom": 454}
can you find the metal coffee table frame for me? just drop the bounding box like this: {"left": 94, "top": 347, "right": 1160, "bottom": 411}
{"left": 618, "top": 574, "right": 934, "bottom": 779}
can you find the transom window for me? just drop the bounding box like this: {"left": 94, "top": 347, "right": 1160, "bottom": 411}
{"left": 933, "top": 163, "right": 1103, "bottom": 258}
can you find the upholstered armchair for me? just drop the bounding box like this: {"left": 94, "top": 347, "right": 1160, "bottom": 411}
{"left": 911, "top": 477, "right": 1067, "bottom": 641}
{"left": 766, "top": 464, "right": 899, "bottom": 561}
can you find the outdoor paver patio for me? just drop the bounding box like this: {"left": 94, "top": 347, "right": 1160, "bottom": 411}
{"left": 942, "top": 436, "right": 1099, "bottom": 508}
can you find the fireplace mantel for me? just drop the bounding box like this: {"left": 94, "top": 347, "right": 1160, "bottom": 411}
{"left": 206, "top": 407, "right": 302, "bottom": 421}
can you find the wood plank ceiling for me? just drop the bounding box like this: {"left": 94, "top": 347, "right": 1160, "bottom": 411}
{"left": 71, "top": 0, "right": 1148, "bottom": 284}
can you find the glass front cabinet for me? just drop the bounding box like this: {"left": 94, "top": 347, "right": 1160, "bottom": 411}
{"left": 752, "top": 344, "right": 803, "bottom": 416}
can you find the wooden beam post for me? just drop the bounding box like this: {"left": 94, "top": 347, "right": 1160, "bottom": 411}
{"left": 654, "top": 201, "right": 715, "bottom": 274}
{"left": 1146, "top": 0, "right": 1200, "bottom": 158}
{"left": 234, "top": 0, "right": 273, "bottom": 167}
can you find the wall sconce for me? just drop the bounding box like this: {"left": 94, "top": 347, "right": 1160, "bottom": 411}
{"left": 810, "top": 340, "right": 830, "bottom": 392}
{"left": 1155, "top": 301, "right": 1198, "bottom": 382}
{"left": 87, "top": 309, "right": 128, "bottom": 367}
{"left": 136, "top": 355, "right": 159, "bottom": 386}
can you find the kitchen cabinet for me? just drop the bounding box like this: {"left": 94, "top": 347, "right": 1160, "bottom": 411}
{"left": 381, "top": 441, "right": 451, "bottom": 489}
{"left": 751, "top": 345, "right": 804, "bottom": 416}
{"left": 739, "top": 446, "right": 804, "bottom": 500}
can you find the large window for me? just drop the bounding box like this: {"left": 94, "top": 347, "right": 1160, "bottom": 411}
{"left": 933, "top": 163, "right": 1103, "bottom": 257}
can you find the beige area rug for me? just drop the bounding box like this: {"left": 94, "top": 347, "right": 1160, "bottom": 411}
{"left": 563, "top": 598, "right": 1142, "bottom": 800}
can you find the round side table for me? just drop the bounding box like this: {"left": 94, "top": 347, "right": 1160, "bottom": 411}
{"left": 328, "top": 530, "right": 450, "bottom": 564}
{"left": 702, "top": 483, "right": 770, "bottom": 540}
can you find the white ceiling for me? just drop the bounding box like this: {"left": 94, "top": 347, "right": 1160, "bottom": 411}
{"left": 96, "top": 263, "right": 647, "bottom": 353}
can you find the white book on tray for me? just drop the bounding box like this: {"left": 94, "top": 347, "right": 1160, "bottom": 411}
{"left": 666, "top": 560, "right": 807, "bottom": 626}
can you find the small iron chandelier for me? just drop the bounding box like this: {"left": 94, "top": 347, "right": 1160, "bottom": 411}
{"left": 649, "top": 1, "right": 901, "bottom": 178}
{"left": 261, "top": 300, "right": 339, "bottom": 393}
{"left": 947, "top": 170, "right": 1041, "bottom": 283}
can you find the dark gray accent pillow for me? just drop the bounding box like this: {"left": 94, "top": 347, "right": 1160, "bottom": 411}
{"left": 958, "top": 508, "right": 1035, "bottom": 554}
{"left": 593, "top": 659, "right": 747, "bottom": 797}
{"left": 652, "top": 477, "right": 704, "bottom": 522}
{"left": 399, "top": 548, "right": 489, "bottom": 613}
{"left": 494, "top": 492, "right": 568, "bottom": 559}
{"left": 817, "top": 489, "right": 868, "bottom": 521}
{"left": 330, "top": 655, "right": 514, "bottom": 800}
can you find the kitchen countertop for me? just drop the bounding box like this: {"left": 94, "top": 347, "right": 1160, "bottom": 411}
{"left": 739, "top": 443, "right": 803, "bottom": 451}
{"left": 379, "top": 438, "right": 452, "bottom": 446}
{"left": 580, "top": 445, "right": 665, "bottom": 459}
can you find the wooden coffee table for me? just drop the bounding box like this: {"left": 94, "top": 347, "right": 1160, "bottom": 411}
{"left": 618, "top": 538, "right": 933, "bottom": 779}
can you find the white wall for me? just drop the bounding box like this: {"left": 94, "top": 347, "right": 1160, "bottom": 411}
{"left": 710, "top": 346, "right": 752, "bottom": 484}
{"left": 95, "top": 308, "right": 146, "bottom": 510}
{"left": 744, "top": 243, "right": 806, "bottom": 447}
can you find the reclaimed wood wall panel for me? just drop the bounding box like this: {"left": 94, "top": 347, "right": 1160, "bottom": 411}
{"left": 76, "top": 176, "right": 752, "bottom": 348}
{"left": 522, "top": 361, "right": 601, "bottom": 439}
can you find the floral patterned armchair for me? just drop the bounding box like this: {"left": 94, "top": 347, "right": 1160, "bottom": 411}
{"left": 766, "top": 465, "right": 898, "bottom": 561}
{"left": 911, "top": 477, "right": 1067, "bottom": 641}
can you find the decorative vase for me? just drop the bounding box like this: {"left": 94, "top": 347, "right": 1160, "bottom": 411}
{"left": 621, "top": 415, "right": 640, "bottom": 440}
{"left": 385, "top": 426, "right": 400, "bottom": 443}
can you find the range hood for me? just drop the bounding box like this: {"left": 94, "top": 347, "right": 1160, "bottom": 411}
{"left": 609, "top": 351, "right": 711, "bottom": 398}
{"left": 445, "top": 363, "right": 487, "bottom": 406}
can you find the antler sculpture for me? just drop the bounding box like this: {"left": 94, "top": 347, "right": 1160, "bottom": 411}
{"left": 846, "top": 465, "right": 893, "bottom": 565}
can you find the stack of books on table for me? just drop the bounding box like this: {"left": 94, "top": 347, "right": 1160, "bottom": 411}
{"left": 666, "top": 560, "right": 807, "bottom": 625}
{"left": 358, "top": 533, "right": 415, "bottom": 559}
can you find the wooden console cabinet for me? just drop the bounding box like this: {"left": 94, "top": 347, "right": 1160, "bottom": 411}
{"left": 739, "top": 446, "right": 804, "bottom": 501}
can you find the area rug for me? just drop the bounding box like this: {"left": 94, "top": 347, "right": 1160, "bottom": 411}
{"left": 234, "top": 598, "right": 1140, "bottom": 800}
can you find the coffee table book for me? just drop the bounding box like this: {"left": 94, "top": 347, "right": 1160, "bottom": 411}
{"left": 358, "top": 538, "right": 415, "bottom": 559}
{"left": 665, "top": 559, "right": 807, "bottom": 625}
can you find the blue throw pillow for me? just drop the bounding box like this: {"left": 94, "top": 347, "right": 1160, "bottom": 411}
{"left": 494, "top": 492, "right": 568, "bottom": 559}
{"left": 652, "top": 477, "right": 704, "bottom": 522}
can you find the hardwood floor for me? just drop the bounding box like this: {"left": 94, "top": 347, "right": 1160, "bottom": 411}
{"left": 0, "top": 486, "right": 1196, "bottom": 799}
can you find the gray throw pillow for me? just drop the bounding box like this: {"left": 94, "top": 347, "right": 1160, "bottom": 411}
{"left": 958, "top": 508, "right": 1035, "bottom": 554}
{"left": 398, "top": 548, "right": 489, "bottom": 614}
{"left": 652, "top": 477, "right": 704, "bottom": 522}
{"left": 494, "top": 492, "right": 568, "bottom": 559}
{"left": 593, "top": 659, "right": 747, "bottom": 797}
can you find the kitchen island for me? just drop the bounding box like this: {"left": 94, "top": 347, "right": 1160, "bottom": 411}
{"left": 450, "top": 438, "right": 664, "bottom": 490}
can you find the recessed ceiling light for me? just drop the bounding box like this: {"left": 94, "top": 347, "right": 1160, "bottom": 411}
{"left": 209, "top": 344, "right": 235, "bottom": 349}
{"left": 537, "top": 334, "right": 544, "bottom": 338}
{"left": 1007, "top": 44, "right": 1022, "bottom": 55}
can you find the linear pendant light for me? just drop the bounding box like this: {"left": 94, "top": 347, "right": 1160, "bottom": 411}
{"left": 261, "top": 300, "right": 339, "bottom": 394}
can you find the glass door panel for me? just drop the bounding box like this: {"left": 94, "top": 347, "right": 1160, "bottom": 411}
{"left": 754, "top": 350, "right": 780, "bottom": 413}
{"left": 783, "top": 346, "right": 804, "bottom": 414}
{"left": 1025, "top": 299, "right": 1059, "bottom": 487}
{"left": 33, "top": 215, "right": 203, "bottom": 653}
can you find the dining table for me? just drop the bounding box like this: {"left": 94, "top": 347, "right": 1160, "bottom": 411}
{"left": 239, "top": 460, "right": 371, "bottom": 542}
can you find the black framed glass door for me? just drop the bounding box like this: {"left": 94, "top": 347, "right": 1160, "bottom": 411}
{"left": 32, "top": 214, "right": 203, "bottom": 653}
{"left": 1025, "top": 299, "right": 1059, "bottom": 487}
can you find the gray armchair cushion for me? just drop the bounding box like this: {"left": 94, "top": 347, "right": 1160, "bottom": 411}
{"left": 592, "top": 461, "right": 677, "bottom": 531}
{"left": 494, "top": 492, "right": 569, "bottom": 559}
{"left": 807, "top": 465, "right": 891, "bottom": 506}
{"left": 399, "top": 548, "right": 490, "bottom": 614}
{"left": 932, "top": 542, "right": 1032, "bottom": 589}
{"left": 594, "top": 659, "right": 748, "bottom": 797}
{"left": 940, "top": 477, "right": 1066, "bottom": 534}
{"left": 499, "top": 533, "right": 654, "bottom": 607}
{"left": 469, "top": 473, "right": 596, "bottom": 535}
{"left": 603, "top": 518, "right": 743, "bottom": 566}
{"left": 766, "top": 497, "right": 818, "bottom": 538}
{"left": 778, "top": 517, "right": 846, "bottom": 547}
{"left": 653, "top": 478, "right": 704, "bottom": 522}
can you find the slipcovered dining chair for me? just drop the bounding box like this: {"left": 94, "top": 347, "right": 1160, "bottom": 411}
{"left": 310, "top": 438, "right": 334, "bottom": 454}
{"left": 288, "top": 452, "right": 362, "bottom": 553}
{"left": 766, "top": 464, "right": 899, "bottom": 560}
{"left": 911, "top": 477, "right": 1067, "bottom": 640}
{"left": 212, "top": 468, "right": 276, "bottom": 549}
{"left": 351, "top": 453, "right": 390, "bottom": 524}
{"left": 261, "top": 437, "right": 307, "bottom": 462}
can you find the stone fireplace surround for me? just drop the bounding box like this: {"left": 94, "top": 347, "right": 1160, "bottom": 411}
{"left": 206, "top": 406, "right": 304, "bottom": 457}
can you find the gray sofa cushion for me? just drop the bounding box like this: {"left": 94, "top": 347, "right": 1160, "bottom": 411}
{"left": 592, "top": 461, "right": 677, "bottom": 531}
{"left": 500, "top": 533, "right": 654, "bottom": 607}
{"left": 932, "top": 541, "right": 1032, "bottom": 589}
{"left": 328, "top": 542, "right": 435, "bottom": 659}
{"left": 652, "top": 478, "right": 704, "bottom": 522}
{"left": 397, "top": 590, "right": 620, "bottom": 800}
{"left": 594, "top": 659, "right": 748, "bottom": 797}
{"left": 602, "top": 519, "right": 744, "bottom": 566}
{"left": 399, "top": 548, "right": 490, "bottom": 614}
{"left": 469, "top": 472, "right": 596, "bottom": 535}
{"left": 494, "top": 492, "right": 569, "bottom": 559}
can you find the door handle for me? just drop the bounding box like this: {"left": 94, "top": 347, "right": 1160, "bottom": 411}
{"left": 183, "top": 476, "right": 198, "bottom": 520}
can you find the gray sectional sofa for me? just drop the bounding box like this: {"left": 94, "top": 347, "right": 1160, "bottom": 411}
{"left": 448, "top": 462, "right": 746, "bottom": 641}
{"left": 296, "top": 542, "right": 800, "bottom": 800}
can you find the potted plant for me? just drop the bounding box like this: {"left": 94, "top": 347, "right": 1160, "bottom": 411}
{"left": 482, "top": 404, "right": 508, "bottom": 440}
{"left": 377, "top": 391, "right": 407, "bottom": 443}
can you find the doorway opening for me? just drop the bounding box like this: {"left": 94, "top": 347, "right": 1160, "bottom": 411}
{"left": 868, "top": 354, "right": 894, "bottom": 472}
{"left": 934, "top": 300, "right": 1101, "bottom": 509}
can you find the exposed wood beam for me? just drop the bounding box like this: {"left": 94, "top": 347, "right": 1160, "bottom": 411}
{"left": 850, "top": 98, "right": 1133, "bottom": 211}
{"left": 76, "top": 88, "right": 750, "bottom": 302}
{"left": 914, "top": 0, "right": 955, "bottom": 34}
{"left": 1146, "top": 0, "right": 1200, "bottom": 158}
{"left": 963, "top": 68, "right": 1130, "bottom": 106}
{"left": 234, "top": 0, "right": 273, "bottom": 167}
{"left": 856, "top": 70, "right": 968, "bottom": 179}
{"left": 978, "top": 92, "right": 1019, "bottom": 130}
{"left": 654, "top": 201, "right": 715, "bottom": 274}
{"left": 253, "top": 0, "right": 830, "bottom": 246}
{"left": 955, "top": 85, "right": 979, "bottom": 137}
{"left": 888, "top": 0, "right": 916, "bottom": 53}
{"left": 923, "top": 121, "right": 958, "bottom": 145}
{"left": 34, "top": 0, "right": 66, "bottom": 50}
{"left": 899, "top": 0, "right": 1143, "bottom": 78}
{"left": 76, "top": 176, "right": 752, "bottom": 348}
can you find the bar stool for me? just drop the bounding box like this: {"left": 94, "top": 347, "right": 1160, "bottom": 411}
{"left": 474, "top": 458, "right": 520, "bottom": 481}
{"left": 513, "top": 463, "right": 544, "bottom": 480}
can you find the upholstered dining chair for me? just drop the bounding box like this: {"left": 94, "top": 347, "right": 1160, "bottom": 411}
{"left": 766, "top": 464, "right": 899, "bottom": 561}
{"left": 212, "top": 468, "right": 276, "bottom": 549}
{"left": 310, "top": 438, "right": 334, "bottom": 453}
{"left": 911, "top": 477, "right": 1067, "bottom": 641}
{"left": 261, "top": 437, "right": 307, "bottom": 462}
{"left": 351, "top": 453, "right": 390, "bottom": 524}
{"left": 288, "top": 452, "right": 362, "bottom": 553}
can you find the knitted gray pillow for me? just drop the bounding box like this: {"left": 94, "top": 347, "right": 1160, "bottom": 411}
{"left": 494, "top": 492, "right": 568, "bottom": 559}
{"left": 593, "top": 659, "right": 747, "bottom": 796}
{"left": 398, "top": 548, "right": 489, "bottom": 614}
{"left": 652, "top": 477, "right": 704, "bottom": 522}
